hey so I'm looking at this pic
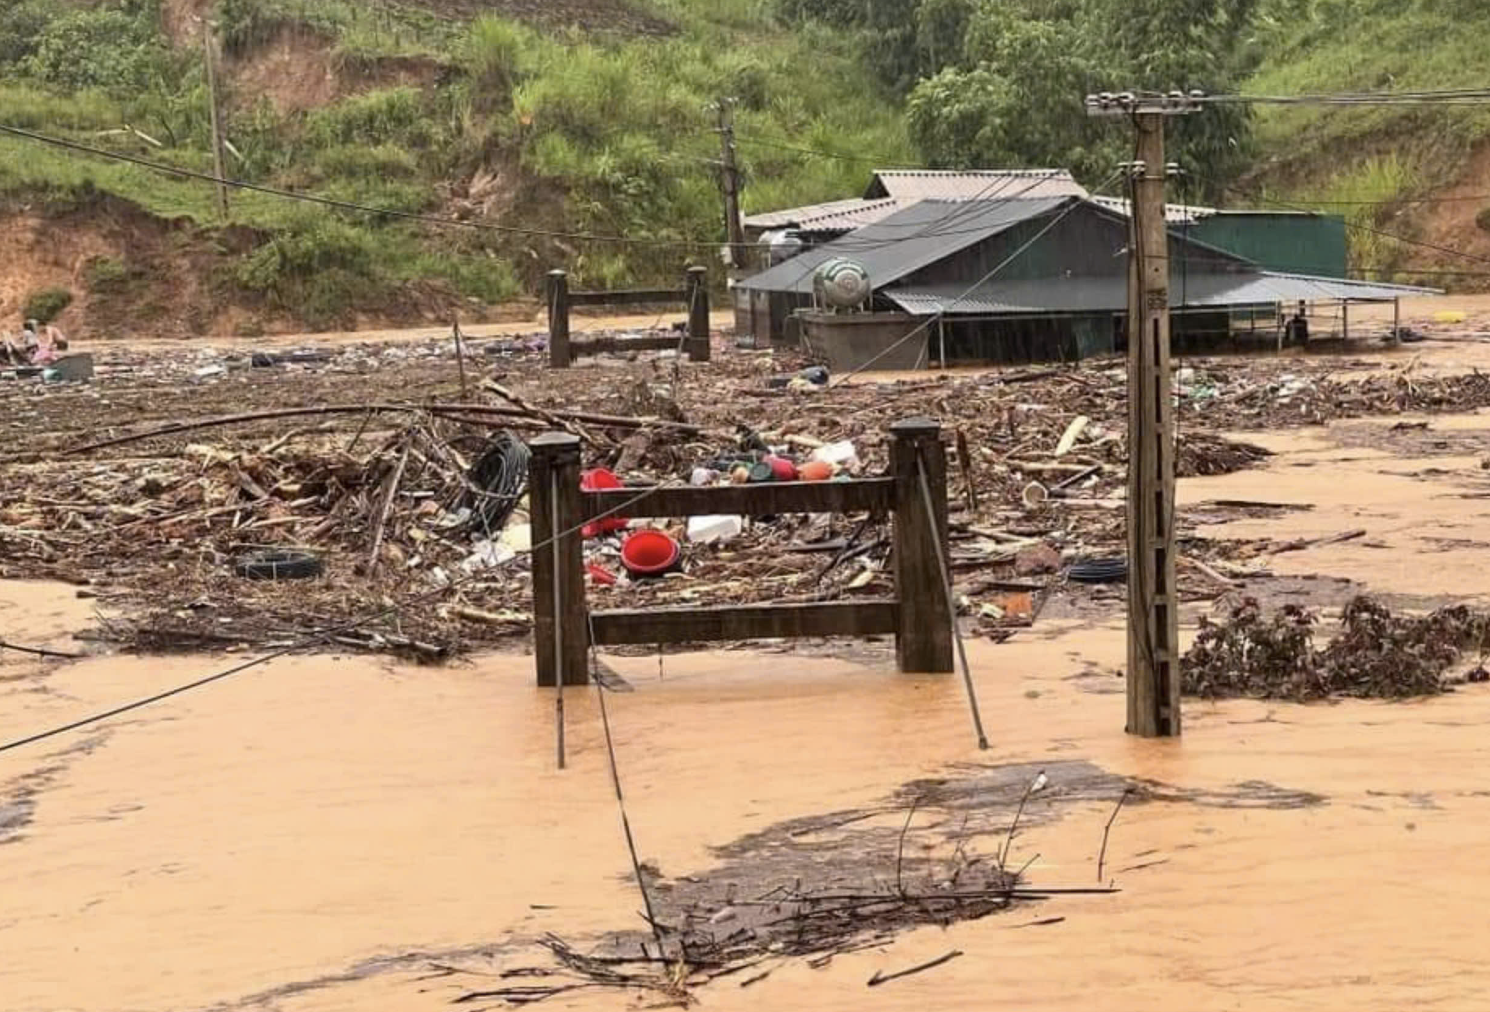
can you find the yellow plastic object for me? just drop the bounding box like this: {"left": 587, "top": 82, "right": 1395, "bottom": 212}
{"left": 1435, "top": 311, "right": 1467, "bottom": 324}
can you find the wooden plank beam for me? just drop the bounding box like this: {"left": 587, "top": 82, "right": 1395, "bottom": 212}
{"left": 583, "top": 478, "right": 895, "bottom": 520}
{"left": 590, "top": 600, "right": 899, "bottom": 646}
{"left": 569, "top": 288, "right": 685, "bottom": 307}
{"left": 889, "top": 417, "right": 954, "bottom": 673}
{"left": 569, "top": 334, "right": 686, "bottom": 355}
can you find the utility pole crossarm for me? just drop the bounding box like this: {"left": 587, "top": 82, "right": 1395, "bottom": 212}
{"left": 1085, "top": 90, "right": 1206, "bottom": 117}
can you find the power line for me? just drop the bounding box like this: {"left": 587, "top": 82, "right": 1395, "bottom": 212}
{"left": 0, "top": 481, "right": 671, "bottom": 755}
{"left": 1198, "top": 87, "right": 1490, "bottom": 106}
{"left": 733, "top": 133, "right": 906, "bottom": 166}
{"left": 1275, "top": 192, "right": 1490, "bottom": 206}
{"left": 1207, "top": 173, "right": 1490, "bottom": 272}
{"left": 0, "top": 122, "right": 749, "bottom": 251}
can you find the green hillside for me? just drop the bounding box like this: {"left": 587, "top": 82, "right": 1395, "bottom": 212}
{"left": 4, "top": 0, "right": 1489, "bottom": 337}
{"left": 0, "top": 0, "right": 911, "bottom": 333}
{"left": 1243, "top": 0, "right": 1490, "bottom": 282}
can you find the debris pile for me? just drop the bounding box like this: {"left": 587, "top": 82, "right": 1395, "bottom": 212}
{"left": 1183, "top": 596, "right": 1490, "bottom": 701}
{"left": 1179, "top": 362, "right": 1490, "bottom": 430}
{"left": 0, "top": 419, "right": 544, "bottom": 656}
{"left": 453, "top": 762, "right": 1120, "bottom": 1005}
{"left": 8, "top": 333, "right": 1490, "bottom": 659}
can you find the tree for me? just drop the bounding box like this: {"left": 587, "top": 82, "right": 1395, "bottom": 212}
{"left": 904, "top": 0, "right": 1260, "bottom": 196}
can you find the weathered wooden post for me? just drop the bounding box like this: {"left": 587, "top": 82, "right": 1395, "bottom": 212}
{"left": 529, "top": 432, "right": 588, "bottom": 686}
{"left": 890, "top": 417, "right": 954, "bottom": 672}
{"left": 547, "top": 270, "right": 571, "bottom": 369}
{"left": 685, "top": 265, "right": 711, "bottom": 363}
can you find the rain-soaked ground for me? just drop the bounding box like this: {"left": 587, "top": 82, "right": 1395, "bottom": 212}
{"left": 8, "top": 340, "right": 1490, "bottom": 1011}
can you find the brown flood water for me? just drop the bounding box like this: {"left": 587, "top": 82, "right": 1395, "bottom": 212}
{"left": 7, "top": 419, "right": 1490, "bottom": 1011}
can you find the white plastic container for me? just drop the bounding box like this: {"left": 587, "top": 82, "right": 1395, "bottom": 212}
{"left": 687, "top": 514, "right": 744, "bottom": 544}
{"left": 810, "top": 440, "right": 858, "bottom": 467}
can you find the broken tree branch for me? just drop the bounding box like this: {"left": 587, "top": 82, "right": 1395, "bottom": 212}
{"left": 367, "top": 440, "right": 411, "bottom": 574}
{"left": 64, "top": 402, "right": 704, "bottom": 455}
{"left": 1097, "top": 788, "right": 1133, "bottom": 882}
{"left": 867, "top": 950, "right": 963, "bottom": 987}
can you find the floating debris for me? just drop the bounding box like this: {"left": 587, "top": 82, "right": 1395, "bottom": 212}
{"left": 1182, "top": 596, "right": 1490, "bottom": 701}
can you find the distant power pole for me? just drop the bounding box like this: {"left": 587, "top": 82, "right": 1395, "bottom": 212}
{"left": 201, "top": 22, "right": 230, "bottom": 220}
{"left": 1086, "top": 91, "right": 1202, "bottom": 739}
{"left": 714, "top": 98, "right": 746, "bottom": 275}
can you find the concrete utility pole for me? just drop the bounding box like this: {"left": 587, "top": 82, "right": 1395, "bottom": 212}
{"left": 201, "top": 22, "right": 230, "bottom": 220}
{"left": 1086, "top": 90, "right": 1202, "bottom": 738}
{"left": 714, "top": 98, "right": 746, "bottom": 275}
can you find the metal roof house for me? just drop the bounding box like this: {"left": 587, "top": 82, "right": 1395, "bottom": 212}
{"left": 735, "top": 196, "right": 1432, "bottom": 367}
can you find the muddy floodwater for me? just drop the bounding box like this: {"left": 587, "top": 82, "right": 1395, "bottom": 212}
{"left": 8, "top": 412, "right": 1490, "bottom": 1011}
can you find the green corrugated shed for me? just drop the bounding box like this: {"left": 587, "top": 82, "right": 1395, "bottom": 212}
{"left": 1188, "top": 212, "right": 1348, "bottom": 278}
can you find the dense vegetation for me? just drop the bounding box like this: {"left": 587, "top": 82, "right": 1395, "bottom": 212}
{"left": 777, "top": 0, "right": 1258, "bottom": 201}
{"left": 3, "top": 0, "right": 1490, "bottom": 331}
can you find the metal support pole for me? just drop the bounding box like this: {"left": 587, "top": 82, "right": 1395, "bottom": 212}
{"left": 1124, "top": 114, "right": 1181, "bottom": 738}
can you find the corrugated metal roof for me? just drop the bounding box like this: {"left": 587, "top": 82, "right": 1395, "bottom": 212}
{"left": 744, "top": 197, "right": 899, "bottom": 232}
{"left": 744, "top": 197, "right": 895, "bottom": 231}
{"left": 1088, "top": 195, "right": 1214, "bottom": 223}
{"left": 744, "top": 169, "right": 1088, "bottom": 234}
{"left": 737, "top": 197, "right": 1071, "bottom": 295}
{"left": 883, "top": 271, "right": 1440, "bottom": 316}
{"left": 867, "top": 170, "right": 1087, "bottom": 202}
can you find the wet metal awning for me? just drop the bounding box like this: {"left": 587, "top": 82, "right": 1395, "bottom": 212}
{"left": 883, "top": 271, "right": 1440, "bottom": 317}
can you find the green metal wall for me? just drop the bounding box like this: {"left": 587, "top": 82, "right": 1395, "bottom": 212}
{"left": 1188, "top": 213, "right": 1347, "bottom": 278}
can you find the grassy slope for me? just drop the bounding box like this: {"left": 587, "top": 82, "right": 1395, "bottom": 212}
{"left": 1242, "top": 0, "right": 1490, "bottom": 280}
{"left": 0, "top": 0, "right": 911, "bottom": 332}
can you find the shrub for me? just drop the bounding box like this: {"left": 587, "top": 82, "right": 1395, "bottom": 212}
{"left": 464, "top": 16, "right": 533, "bottom": 111}
{"left": 311, "top": 143, "right": 420, "bottom": 180}
{"left": 416, "top": 254, "right": 521, "bottom": 302}
{"left": 22, "top": 287, "right": 74, "bottom": 324}
{"left": 306, "top": 88, "right": 437, "bottom": 148}
{"left": 1476, "top": 207, "right": 1490, "bottom": 235}
{"left": 236, "top": 220, "right": 378, "bottom": 288}
{"left": 0, "top": 0, "right": 58, "bottom": 66}
{"left": 85, "top": 256, "right": 130, "bottom": 288}
{"left": 24, "top": 8, "right": 173, "bottom": 94}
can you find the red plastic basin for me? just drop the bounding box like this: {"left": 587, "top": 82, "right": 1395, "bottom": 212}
{"left": 581, "top": 468, "right": 627, "bottom": 539}
{"left": 620, "top": 530, "right": 680, "bottom": 578}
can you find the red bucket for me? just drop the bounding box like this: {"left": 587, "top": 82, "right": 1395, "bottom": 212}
{"left": 620, "top": 530, "right": 681, "bottom": 578}
{"left": 581, "top": 468, "right": 627, "bottom": 539}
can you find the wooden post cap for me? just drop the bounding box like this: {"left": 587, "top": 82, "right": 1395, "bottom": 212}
{"left": 530, "top": 432, "right": 582, "bottom": 455}
{"left": 890, "top": 416, "right": 941, "bottom": 437}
